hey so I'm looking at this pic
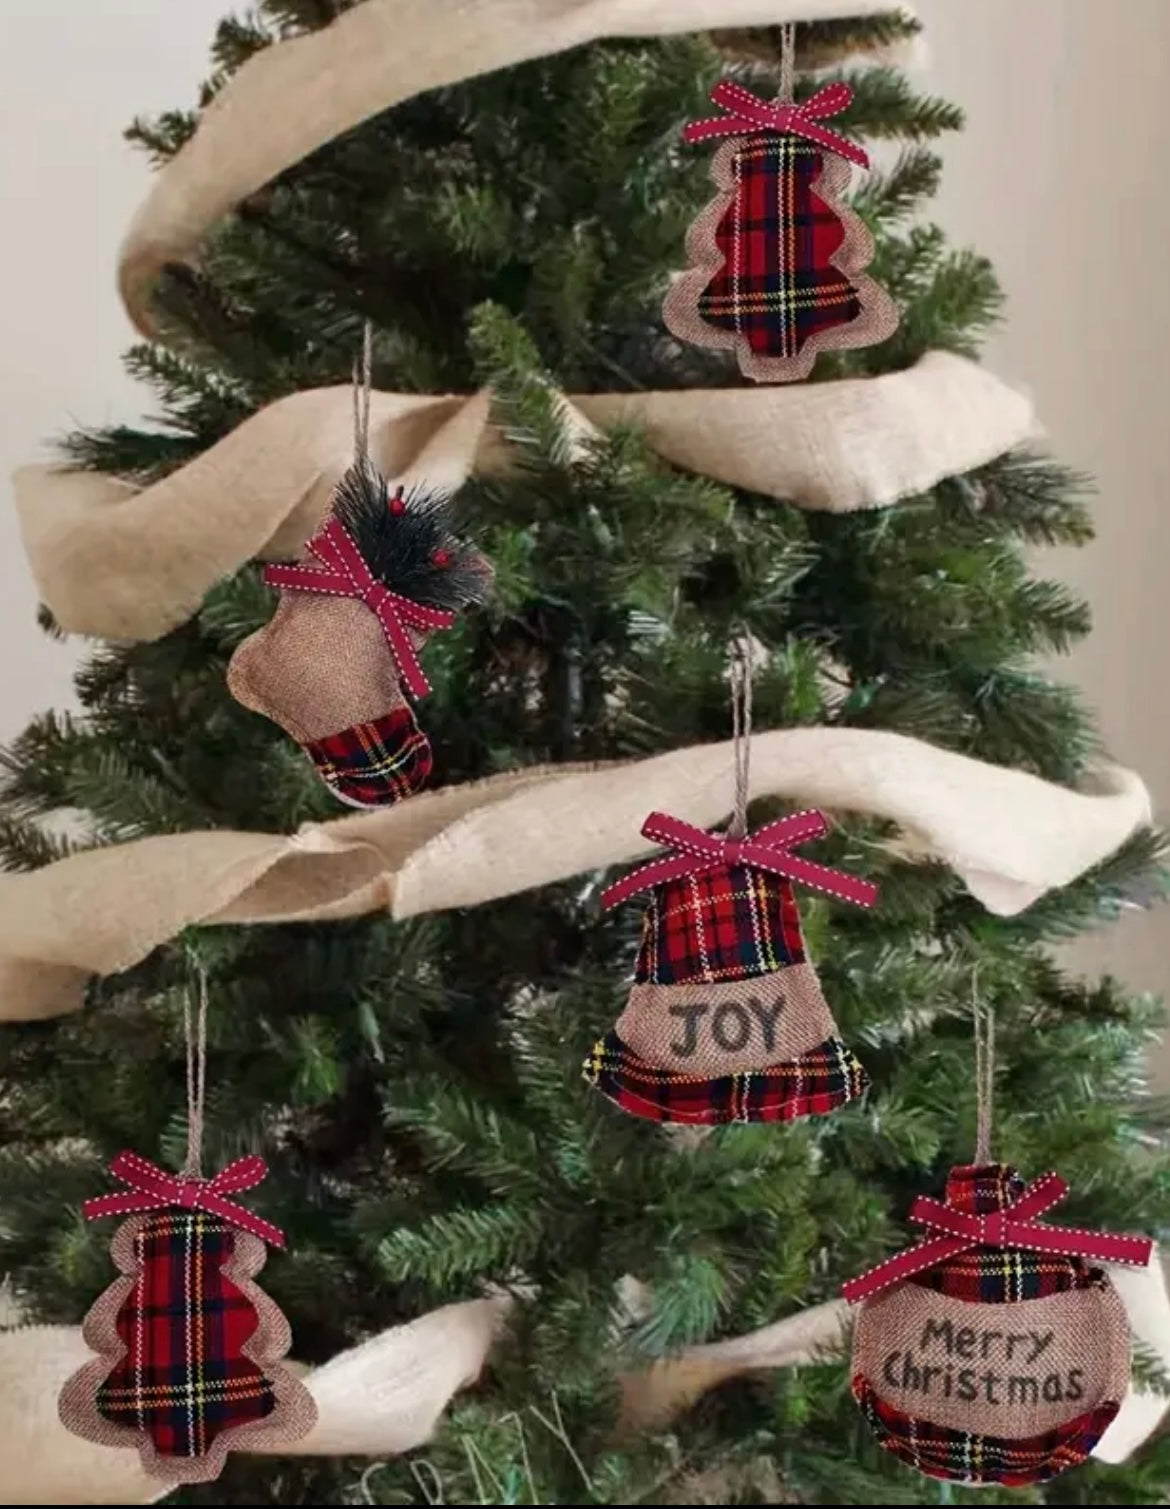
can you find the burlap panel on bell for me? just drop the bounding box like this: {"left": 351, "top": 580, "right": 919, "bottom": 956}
{"left": 228, "top": 598, "right": 413, "bottom": 742}
{"left": 616, "top": 965, "right": 836, "bottom": 1074}
{"left": 853, "top": 1282, "right": 1131, "bottom": 1439}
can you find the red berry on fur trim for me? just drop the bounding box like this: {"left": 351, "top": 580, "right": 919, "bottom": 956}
{"left": 432, "top": 548, "right": 451, "bottom": 568}
{"left": 389, "top": 489, "right": 407, "bottom": 515}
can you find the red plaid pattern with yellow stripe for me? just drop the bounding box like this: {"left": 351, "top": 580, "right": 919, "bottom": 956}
{"left": 852, "top": 1165, "right": 1121, "bottom": 1485}
{"left": 634, "top": 863, "right": 805, "bottom": 985}
{"left": 853, "top": 1376, "right": 1119, "bottom": 1487}
{"left": 696, "top": 133, "right": 862, "bottom": 360}
{"left": 912, "top": 1164, "right": 1111, "bottom": 1305}
{"left": 305, "top": 704, "right": 432, "bottom": 808}
{"left": 96, "top": 1212, "right": 275, "bottom": 1459}
{"left": 583, "top": 1029, "right": 868, "bottom": 1124}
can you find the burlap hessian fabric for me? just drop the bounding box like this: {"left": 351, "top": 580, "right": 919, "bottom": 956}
{"left": 853, "top": 1284, "right": 1131, "bottom": 1440}
{"left": 229, "top": 597, "right": 411, "bottom": 743}
{"left": 0, "top": 730, "right": 1150, "bottom": 1024}
{"left": 2, "top": 1299, "right": 510, "bottom": 1505}
{"left": 58, "top": 1219, "right": 317, "bottom": 1484}
{"left": 617, "top": 968, "right": 835, "bottom": 1074}
{"left": 14, "top": 355, "right": 1037, "bottom": 645}
{"left": 116, "top": 0, "right": 923, "bottom": 336}
{"left": 662, "top": 135, "right": 900, "bottom": 382}
{"left": 6, "top": 1256, "right": 1165, "bottom": 1503}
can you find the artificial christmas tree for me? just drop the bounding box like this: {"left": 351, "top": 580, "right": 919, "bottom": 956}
{"left": 1, "top": 2, "right": 1168, "bottom": 1505}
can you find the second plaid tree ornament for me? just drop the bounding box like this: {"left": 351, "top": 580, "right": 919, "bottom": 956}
{"left": 584, "top": 643, "right": 877, "bottom": 1123}
{"left": 664, "top": 24, "right": 897, "bottom": 382}
{"left": 58, "top": 970, "right": 316, "bottom": 1483}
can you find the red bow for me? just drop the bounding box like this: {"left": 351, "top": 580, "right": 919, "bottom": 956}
{"left": 83, "top": 1151, "right": 286, "bottom": 1249}
{"left": 264, "top": 517, "right": 455, "bottom": 701}
{"left": 601, "top": 808, "right": 879, "bottom": 912}
{"left": 684, "top": 80, "right": 868, "bottom": 169}
{"left": 841, "top": 1171, "right": 1152, "bottom": 1304}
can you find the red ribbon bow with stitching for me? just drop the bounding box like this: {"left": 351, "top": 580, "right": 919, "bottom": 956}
{"left": 601, "top": 808, "right": 879, "bottom": 912}
{"left": 684, "top": 79, "right": 868, "bottom": 169}
{"left": 841, "top": 1170, "right": 1152, "bottom": 1304}
{"left": 83, "top": 1151, "right": 286, "bottom": 1249}
{"left": 264, "top": 517, "right": 455, "bottom": 701}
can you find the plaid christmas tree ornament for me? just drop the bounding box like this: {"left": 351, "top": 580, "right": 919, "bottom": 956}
{"left": 842, "top": 1162, "right": 1154, "bottom": 1486}
{"left": 228, "top": 458, "right": 491, "bottom": 808}
{"left": 59, "top": 1151, "right": 316, "bottom": 1484}
{"left": 584, "top": 808, "right": 877, "bottom": 1125}
{"left": 663, "top": 79, "right": 898, "bottom": 383}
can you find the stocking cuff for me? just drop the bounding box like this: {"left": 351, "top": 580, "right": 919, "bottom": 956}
{"left": 304, "top": 705, "right": 433, "bottom": 808}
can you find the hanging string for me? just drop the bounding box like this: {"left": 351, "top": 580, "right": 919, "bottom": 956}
{"left": 729, "top": 634, "right": 755, "bottom": 840}
{"left": 352, "top": 318, "right": 374, "bottom": 466}
{"left": 972, "top": 975, "right": 996, "bottom": 1166}
{"left": 182, "top": 964, "right": 209, "bottom": 1179}
{"left": 778, "top": 22, "right": 797, "bottom": 104}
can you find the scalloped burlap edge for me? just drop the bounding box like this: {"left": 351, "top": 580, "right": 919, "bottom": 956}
{"left": 58, "top": 1214, "right": 316, "bottom": 1484}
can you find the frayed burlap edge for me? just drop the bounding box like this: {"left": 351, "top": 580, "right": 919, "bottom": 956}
{"left": 0, "top": 731, "right": 1153, "bottom": 1026}
{"left": 663, "top": 136, "right": 899, "bottom": 383}
{"left": 117, "top": 0, "right": 921, "bottom": 335}
{"left": 58, "top": 1214, "right": 317, "bottom": 1484}
{"left": 9, "top": 1257, "right": 1167, "bottom": 1501}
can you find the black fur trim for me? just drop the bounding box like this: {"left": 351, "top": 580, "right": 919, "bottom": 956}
{"left": 328, "top": 459, "right": 491, "bottom": 613}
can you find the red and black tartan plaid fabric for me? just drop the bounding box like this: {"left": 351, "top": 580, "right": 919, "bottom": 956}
{"left": 305, "top": 704, "right": 432, "bottom": 808}
{"left": 582, "top": 1029, "right": 868, "bottom": 1124}
{"left": 911, "top": 1164, "right": 1108, "bottom": 1304}
{"left": 96, "top": 1212, "right": 275, "bottom": 1459}
{"left": 852, "top": 1373, "right": 1119, "bottom": 1487}
{"left": 634, "top": 862, "right": 805, "bottom": 985}
{"left": 697, "top": 133, "right": 862, "bottom": 360}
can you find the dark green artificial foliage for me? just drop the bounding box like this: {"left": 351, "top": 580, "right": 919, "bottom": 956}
{"left": 1, "top": 3, "right": 1168, "bottom": 1503}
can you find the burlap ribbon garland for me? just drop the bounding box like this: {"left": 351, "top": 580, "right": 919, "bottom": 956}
{"left": 0, "top": 729, "right": 1150, "bottom": 1023}
{"left": 117, "top": 0, "right": 923, "bottom": 336}
{"left": 14, "top": 355, "right": 1035, "bottom": 643}
{"left": 4, "top": 2, "right": 1159, "bottom": 1498}
{"left": 4, "top": 1252, "right": 1167, "bottom": 1503}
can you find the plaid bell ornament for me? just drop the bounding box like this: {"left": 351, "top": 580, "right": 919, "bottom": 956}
{"left": 58, "top": 980, "right": 315, "bottom": 1482}
{"left": 584, "top": 642, "right": 878, "bottom": 1124}
{"left": 663, "top": 25, "right": 897, "bottom": 383}
{"left": 585, "top": 807, "right": 876, "bottom": 1123}
{"left": 842, "top": 1011, "right": 1153, "bottom": 1486}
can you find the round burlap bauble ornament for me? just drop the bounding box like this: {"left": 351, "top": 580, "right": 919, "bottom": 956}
{"left": 850, "top": 1163, "right": 1133, "bottom": 1487}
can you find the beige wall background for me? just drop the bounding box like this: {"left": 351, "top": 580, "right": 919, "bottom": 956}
{"left": 0, "top": 0, "right": 229, "bottom": 737}
{"left": 1, "top": 0, "right": 1168, "bottom": 1030}
{"left": 914, "top": 0, "right": 1170, "bottom": 1059}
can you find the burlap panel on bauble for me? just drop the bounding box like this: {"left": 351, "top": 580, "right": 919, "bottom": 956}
{"left": 853, "top": 1282, "right": 1131, "bottom": 1439}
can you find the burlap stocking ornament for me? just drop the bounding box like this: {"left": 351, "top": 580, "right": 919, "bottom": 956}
{"left": 584, "top": 642, "right": 878, "bottom": 1123}
{"left": 842, "top": 1004, "right": 1154, "bottom": 1487}
{"left": 229, "top": 333, "right": 491, "bottom": 807}
{"left": 58, "top": 972, "right": 316, "bottom": 1483}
